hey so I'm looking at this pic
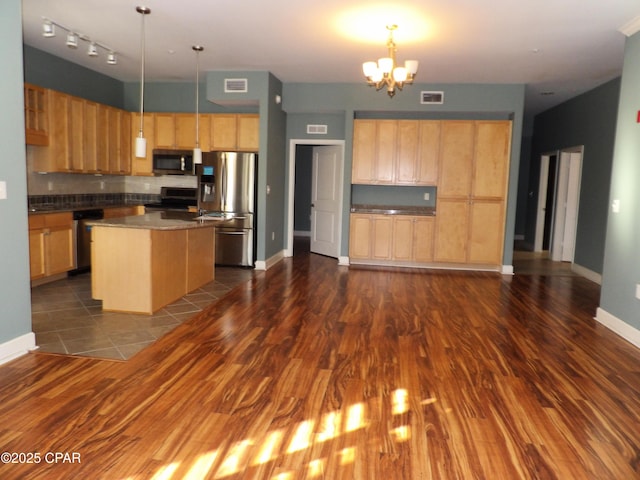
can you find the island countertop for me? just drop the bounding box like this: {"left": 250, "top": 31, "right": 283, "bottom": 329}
{"left": 88, "top": 211, "right": 233, "bottom": 230}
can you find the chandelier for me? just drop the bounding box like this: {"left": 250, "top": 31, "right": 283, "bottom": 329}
{"left": 362, "top": 25, "right": 419, "bottom": 98}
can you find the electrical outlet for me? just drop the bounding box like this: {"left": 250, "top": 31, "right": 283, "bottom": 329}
{"left": 423, "top": 192, "right": 430, "bottom": 201}
{"left": 0, "top": 181, "right": 6, "bottom": 200}
{"left": 636, "top": 284, "right": 640, "bottom": 300}
{"left": 271, "top": 232, "right": 275, "bottom": 241}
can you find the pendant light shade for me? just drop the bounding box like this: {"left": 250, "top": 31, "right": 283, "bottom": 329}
{"left": 192, "top": 45, "right": 204, "bottom": 165}
{"left": 135, "top": 6, "right": 151, "bottom": 158}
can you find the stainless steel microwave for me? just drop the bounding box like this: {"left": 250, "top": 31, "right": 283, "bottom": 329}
{"left": 152, "top": 149, "right": 194, "bottom": 175}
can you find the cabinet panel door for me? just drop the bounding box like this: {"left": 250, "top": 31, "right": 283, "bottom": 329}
{"left": 83, "top": 101, "right": 98, "bottom": 173}
{"left": 417, "top": 120, "right": 440, "bottom": 185}
{"left": 434, "top": 199, "right": 469, "bottom": 263}
{"left": 50, "top": 91, "right": 71, "bottom": 172}
{"left": 96, "top": 104, "right": 110, "bottom": 173}
{"left": 396, "top": 121, "right": 419, "bottom": 184}
{"left": 468, "top": 200, "right": 504, "bottom": 265}
{"left": 107, "top": 107, "right": 121, "bottom": 173}
{"left": 154, "top": 114, "right": 176, "bottom": 148}
{"left": 119, "top": 111, "right": 131, "bottom": 174}
{"left": 29, "top": 230, "right": 45, "bottom": 280}
{"left": 413, "top": 217, "right": 435, "bottom": 262}
{"left": 375, "top": 120, "right": 397, "bottom": 183}
{"left": 372, "top": 216, "right": 393, "bottom": 259}
{"left": 352, "top": 120, "right": 377, "bottom": 183}
{"left": 210, "top": 115, "right": 237, "bottom": 150}
{"left": 349, "top": 214, "right": 372, "bottom": 259}
{"left": 237, "top": 115, "right": 259, "bottom": 151}
{"left": 68, "top": 96, "right": 85, "bottom": 172}
{"left": 46, "top": 227, "right": 74, "bottom": 275}
{"left": 392, "top": 216, "right": 414, "bottom": 260}
{"left": 131, "top": 113, "right": 155, "bottom": 175}
{"left": 473, "top": 121, "right": 511, "bottom": 199}
{"left": 438, "top": 121, "right": 474, "bottom": 197}
{"left": 175, "top": 114, "right": 197, "bottom": 149}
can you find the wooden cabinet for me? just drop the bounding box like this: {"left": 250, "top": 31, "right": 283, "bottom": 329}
{"left": 434, "top": 120, "right": 511, "bottom": 267}
{"left": 154, "top": 113, "right": 211, "bottom": 150}
{"left": 24, "top": 83, "right": 48, "bottom": 146}
{"left": 107, "top": 107, "right": 131, "bottom": 175}
{"left": 130, "top": 113, "right": 155, "bottom": 175}
{"left": 349, "top": 213, "right": 435, "bottom": 264}
{"left": 32, "top": 90, "right": 71, "bottom": 173}
{"left": 352, "top": 119, "right": 439, "bottom": 185}
{"left": 68, "top": 96, "right": 85, "bottom": 172}
{"left": 210, "top": 114, "right": 259, "bottom": 151}
{"left": 28, "top": 212, "right": 74, "bottom": 281}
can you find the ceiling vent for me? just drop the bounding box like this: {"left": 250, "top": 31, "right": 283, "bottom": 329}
{"left": 421, "top": 91, "right": 444, "bottom": 105}
{"left": 306, "top": 124, "right": 328, "bottom": 135}
{"left": 224, "top": 78, "right": 248, "bottom": 93}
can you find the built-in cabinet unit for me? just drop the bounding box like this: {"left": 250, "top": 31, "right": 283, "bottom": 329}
{"left": 352, "top": 119, "right": 439, "bottom": 185}
{"left": 349, "top": 214, "right": 435, "bottom": 263}
{"left": 30, "top": 89, "right": 131, "bottom": 175}
{"left": 349, "top": 119, "right": 511, "bottom": 270}
{"left": 28, "top": 212, "right": 74, "bottom": 281}
{"left": 154, "top": 113, "right": 211, "bottom": 151}
{"left": 210, "top": 114, "right": 259, "bottom": 151}
{"left": 24, "top": 83, "right": 48, "bottom": 146}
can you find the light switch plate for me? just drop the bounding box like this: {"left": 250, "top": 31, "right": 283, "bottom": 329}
{"left": 0, "top": 181, "right": 6, "bottom": 200}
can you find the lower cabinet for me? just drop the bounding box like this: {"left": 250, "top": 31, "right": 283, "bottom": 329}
{"left": 28, "top": 212, "right": 74, "bottom": 281}
{"left": 349, "top": 214, "right": 435, "bottom": 264}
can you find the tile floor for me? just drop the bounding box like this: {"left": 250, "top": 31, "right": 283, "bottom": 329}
{"left": 30, "top": 267, "right": 256, "bottom": 361}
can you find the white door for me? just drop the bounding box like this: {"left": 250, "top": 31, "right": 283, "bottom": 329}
{"left": 310, "top": 145, "right": 343, "bottom": 258}
{"left": 550, "top": 149, "right": 582, "bottom": 262}
{"left": 534, "top": 154, "right": 551, "bottom": 252}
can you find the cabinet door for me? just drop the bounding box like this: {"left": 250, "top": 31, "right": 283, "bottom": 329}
{"left": 29, "top": 229, "right": 46, "bottom": 280}
{"left": 46, "top": 226, "right": 74, "bottom": 275}
{"left": 119, "top": 111, "right": 131, "bottom": 174}
{"left": 392, "top": 216, "right": 414, "bottom": 260}
{"left": 434, "top": 199, "right": 470, "bottom": 263}
{"left": 237, "top": 114, "right": 259, "bottom": 151}
{"left": 107, "top": 107, "right": 121, "bottom": 173}
{"left": 96, "top": 103, "right": 110, "bottom": 173}
{"left": 24, "top": 84, "right": 48, "bottom": 146}
{"left": 468, "top": 200, "right": 504, "bottom": 265}
{"left": 473, "top": 121, "right": 511, "bottom": 199}
{"left": 175, "top": 114, "right": 197, "bottom": 149}
{"left": 352, "top": 120, "right": 377, "bottom": 184}
{"left": 34, "top": 90, "right": 71, "bottom": 172}
{"left": 375, "top": 120, "right": 396, "bottom": 183}
{"left": 372, "top": 215, "right": 393, "bottom": 259}
{"left": 210, "top": 114, "right": 237, "bottom": 150}
{"left": 349, "top": 214, "right": 372, "bottom": 259}
{"left": 83, "top": 101, "right": 98, "bottom": 173}
{"left": 413, "top": 217, "right": 435, "bottom": 262}
{"left": 438, "top": 121, "right": 474, "bottom": 197}
{"left": 131, "top": 113, "right": 155, "bottom": 175}
{"left": 417, "top": 120, "right": 440, "bottom": 185}
{"left": 68, "top": 96, "right": 85, "bottom": 172}
{"left": 154, "top": 114, "right": 177, "bottom": 148}
{"left": 396, "top": 120, "right": 419, "bottom": 184}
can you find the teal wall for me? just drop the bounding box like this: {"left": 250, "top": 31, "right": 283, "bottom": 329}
{"left": 23, "top": 45, "right": 124, "bottom": 108}
{"left": 283, "top": 82, "right": 525, "bottom": 264}
{"left": 527, "top": 78, "right": 620, "bottom": 274}
{"left": 600, "top": 32, "right": 640, "bottom": 331}
{"left": 0, "top": 0, "right": 32, "bottom": 345}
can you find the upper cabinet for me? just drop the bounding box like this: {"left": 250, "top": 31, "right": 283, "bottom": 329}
{"left": 210, "top": 114, "right": 259, "bottom": 151}
{"left": 352, "top": 119, "right": 440, "bottom": 185}
{"left": 154, "top": 113, "right": 211, "bottom": 151}
{"left": 24, "top": 83, "right": 49, "bottom": 146}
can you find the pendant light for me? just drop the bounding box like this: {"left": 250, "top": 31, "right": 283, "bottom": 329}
{"left": 135, "top": 6, "right": 151, "bottom": 158}
{"left": 192, "top": 45, "right": 204, "bottom": 165}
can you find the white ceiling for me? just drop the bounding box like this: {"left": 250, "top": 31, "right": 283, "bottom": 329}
{"left": 20, "top": 0, "right": 640, "bottom": 120}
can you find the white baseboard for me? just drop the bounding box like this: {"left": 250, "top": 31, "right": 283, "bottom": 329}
{"left": 0, "top": 332, "right": 36, "bottom": 366}
{"left": 572, "top": 263, "right": 602, "bottom": 285}
{"left": 255, "top": 250, "right": 285, "bottom": 271}
{"left": 502, "top": 264, "right": 514, "bottom": 275}
{"left": 338, "top": 256, "right": 350, "bottom": 266}
{"left": 595, "top": 308, "right": 640, "bottom": 350}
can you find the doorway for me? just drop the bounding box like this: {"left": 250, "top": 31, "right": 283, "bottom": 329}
{"left": 534, "top": 147, "right": 583, "bottom": 262}
{"left": 286, "top": 140, "right": 345, "bottom": 259}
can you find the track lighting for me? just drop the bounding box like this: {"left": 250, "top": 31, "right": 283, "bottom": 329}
{"left": 42, "top": 20, "right": 55, "bottom": 38}
{"left": 66, "top": 32, "right": 78, "bottom": 48}
{"left": 41, "top": 17, "right": 117, "bottom": 65}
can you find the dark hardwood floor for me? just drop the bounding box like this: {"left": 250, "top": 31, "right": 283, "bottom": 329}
{"left": 1, "top": 241, "right": 639, "bottom": 479}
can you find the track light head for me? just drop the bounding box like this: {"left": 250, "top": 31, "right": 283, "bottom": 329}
{"left": 88, "top": 43, "right": 98, "bottom": 57}
{"left": 107, "top": 52, "right": 117, "bottom": 65}
{"left": 42, "top": 20, "right": 55, "bottom": 38}
{"left": 66, "top": 32, "right": 78, "bottom": 48}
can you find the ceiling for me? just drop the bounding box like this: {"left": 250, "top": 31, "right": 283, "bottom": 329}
{"left": 20, "top": 0, "right": 640, "bottom": 121}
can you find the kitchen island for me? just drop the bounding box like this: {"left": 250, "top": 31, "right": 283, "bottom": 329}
{"left": 90, "top": 211, "right": 225, "bottom": 314}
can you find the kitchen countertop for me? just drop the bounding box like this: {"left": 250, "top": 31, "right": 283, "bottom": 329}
{"left": 28, "top": 203, "right": 143, "bottom": 214}
{"left": 350, "top": 204, "right": 436, "bottom": 216}
{"left": 87, "top": 211, "right": 234, "bottom": 230}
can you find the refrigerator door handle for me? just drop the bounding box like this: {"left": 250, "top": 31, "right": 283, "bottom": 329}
{"left": 221, "top": 155, "right": 227, "bottom": 211}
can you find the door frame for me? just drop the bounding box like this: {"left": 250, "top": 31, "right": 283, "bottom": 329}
{"left": 534, "top": 146, "right": 583, "bottom": 262}
{"left": 286, "top": 139, "right": 345, "bottom": 257}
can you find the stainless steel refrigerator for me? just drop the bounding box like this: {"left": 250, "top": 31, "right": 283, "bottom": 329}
{"left": 196, "top": 152, "right": 257, "bottom": 267}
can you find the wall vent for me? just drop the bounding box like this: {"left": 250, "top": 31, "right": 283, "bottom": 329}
{"left": 224, "top": 78, "right": 248, "bottom": 93}
{"left": 421, "top": 91, "right": 444, "bottom": 104}
{"left": 306, "top": 124, "right": 328, "bottom": 135}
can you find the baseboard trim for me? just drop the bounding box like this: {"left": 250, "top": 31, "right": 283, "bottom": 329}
{"left": 595, "top": 308, "right": 640, "bottom": 350}
{"left": 338, "top": 256, "right": 350, "bottom": 266}
{"left": 572, "top": 263, "right": 602, "bottom": 285}
{"left": 0, "top": 332, "right": 36, "bottom": 366}
{"left": 255, "top": 250, "right": 285, "bottom": 271}
{"left": 502, "top": 265, "right": 514, "bottom": 275}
